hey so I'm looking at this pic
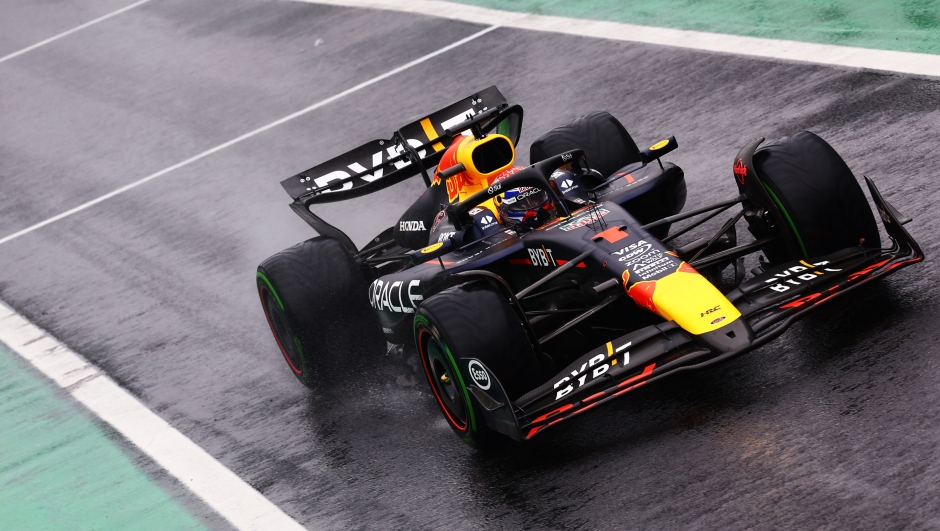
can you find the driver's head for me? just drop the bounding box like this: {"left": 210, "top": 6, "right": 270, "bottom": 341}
{"left": 494, "top": 166, "right": 559, "bottom": 230}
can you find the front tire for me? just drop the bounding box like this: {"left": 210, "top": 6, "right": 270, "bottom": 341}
{"left": 753, "top": 131, "right": 881, "bottom": 261}
{"left": 257, "top": 237, "right": 382, "bottom": 388}
{"left": 414, "top": 282, "right": 542, "bottom": 448}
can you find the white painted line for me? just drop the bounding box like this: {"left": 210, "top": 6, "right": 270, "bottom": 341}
{"left": 0, "top": 0, "right": 153, "bottom": 65}
{"left": 0, "top": 24, "right": 498, "bottom": 247}
{"left": 0, "top": 300, "right": 307, "bottom": 531}
{"left": 296, "top": 0, "right": 940, "bottom": 78}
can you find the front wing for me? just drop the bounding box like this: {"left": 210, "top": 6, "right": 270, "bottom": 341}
{"left": 458, "top": 176, "right": 924, "bottom": 441}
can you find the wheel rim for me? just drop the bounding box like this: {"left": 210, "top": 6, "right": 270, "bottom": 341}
{"left": 260, "top": 286, "right": 304, "bottom": 375}
{"left": 418, "top": 328, "right": 468, "bottom": 431}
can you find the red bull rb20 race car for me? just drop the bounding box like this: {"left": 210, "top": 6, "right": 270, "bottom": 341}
{"left": 257, "top": 87, "right": 923, "bottom": 447}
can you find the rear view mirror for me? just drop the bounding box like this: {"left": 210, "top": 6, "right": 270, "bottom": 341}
{"left": 639, "top": 135, "right": 678, "bottom": 164}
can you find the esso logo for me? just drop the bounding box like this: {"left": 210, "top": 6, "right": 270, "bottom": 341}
{"left": 467, "top": 360, "right": 491, "bottom": 390}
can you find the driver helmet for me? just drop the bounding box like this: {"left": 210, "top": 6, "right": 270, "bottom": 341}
{"left": 494, "top": 166, "right": 558, "bottom": 230}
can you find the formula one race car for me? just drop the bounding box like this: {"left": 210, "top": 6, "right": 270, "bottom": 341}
{"left": 257, "top": 86, "right": 923, "bottom": 447}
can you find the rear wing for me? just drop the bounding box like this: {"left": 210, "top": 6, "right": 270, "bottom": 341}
{"left": 280, "top": 86, "right": 523, "bottom": 204}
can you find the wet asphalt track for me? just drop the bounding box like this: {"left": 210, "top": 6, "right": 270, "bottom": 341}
{"left": 3, "top": 0, "right": 940, "bottom": 529}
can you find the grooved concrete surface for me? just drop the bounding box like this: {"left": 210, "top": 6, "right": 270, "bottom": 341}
{"left": 2, "top": 0, "right": 940, "bottom": 529}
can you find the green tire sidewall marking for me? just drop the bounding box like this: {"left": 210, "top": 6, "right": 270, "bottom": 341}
{"left": 762, "top": 183, "right": 809, "bottom": 259}
{"left": 292, "top": 336, "right": 307, "bottom": 376}
{"left": 257, "top": 270, "right": 306, "bottom": 376}
{"left": 256, "top": 271, "right": 284, "bottom": 310}
{"left": 413, "top": 315, "right": 477, "bottom": 434}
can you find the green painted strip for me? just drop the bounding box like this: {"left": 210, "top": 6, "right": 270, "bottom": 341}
{"left": 0, "top": 343, "right": 207, "bottom": 531}
{"left": 449, "top": 0, "right": 940, "bottom": 54}
{"left": 762, "top": 183, "right": 809, "bottom": 259}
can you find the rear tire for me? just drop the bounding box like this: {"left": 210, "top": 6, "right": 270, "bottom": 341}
{"left": 415, "top": 282, "right": 542, "bottom": 448}
{"left": 257, "top": 237, "right": 383, "bottom": 389}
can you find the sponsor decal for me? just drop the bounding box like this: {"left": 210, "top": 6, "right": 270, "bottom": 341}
{"left": 561, "top": 153, "right": 573, "bottom": 162}
{"left": 552, "top": 341, "right": 630, "bottom": 400}
{"left": 701, "top": 306, "right": 720, "bottom": 317}
{"left": 559, "top": 179, "right": 579, "bottom": 193}
{"left": 399, "top": 220, "right": 426, "bottom": 231}
{"left": 487, "top": 182, "right": 502, "bottom": 195}
{"left": 614, "top": 239, "right": 678, "bottom": 281}
{"left": 368, "top": 279, "right": 422, "bottom": 313}
{"left": 764, "top": 261, "right": 841, "bottom": 293}
{"left": 468, "top": 360, "right": 491, "bottom": 390}
{"left": 613, "top": 240, "right": 653, "bottom": 262}
{"left": 473, "top": 212, "right": 498, "bottom": 231}
{"left": 303, "top": 139, "right": 429, "bottom": 194}
{"left": 304, "top": 105, "right": 480, "bottom": 195}
{"left": 430, "top": 210, "right": 446, "bottom": 232}
{"left": 437, "top": 231, "right": 456, "bottom": 243}
{"left": 502, "top": 187, "right": 542, "bottom": 205}
{"left": 650, "top": 139, "right": 670, "bottom": 150}
{"left": 710, "top": 316, "right": 726, "bottom": 325}
{"left": 439, "top": 108, "right": 476, "bottom": 133}
{"left": 733, "top": 158, "right": 747, "bottom": 185}
{"left": 559, "top": 208, "right": 610, "bottom": 231}
{"left": 527, "top": 247, "right": 557, "bottom": 267}
{"left": 446, "top": 172, "right": 469, "bottom": 202}
{"left": 468, "top": 207, "right": 485, "bottom": 215}
{"left": 778, "top": 259, "right": 896, "bottom": 310}
{"left": 303, "top": 105, "right": 488, "bottom": 196}
{"left": 495, "top": 166, "right": 525, "bottom": 181}
{"left": 537, "top": 205, "right": 599, "bottom": 231}
{"left": 421, "top": 242, "right": 443, "bottom": 254}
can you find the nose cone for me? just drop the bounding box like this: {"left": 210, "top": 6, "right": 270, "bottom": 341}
{"left": 626, "top": 261, "right": 743, "bottom": 335}
{"left": 694, "top": 318, "right": 755, "bottom": 353}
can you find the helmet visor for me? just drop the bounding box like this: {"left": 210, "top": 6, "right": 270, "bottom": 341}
{"left": 503, "top": 187, "right": 549, "bottom": 212}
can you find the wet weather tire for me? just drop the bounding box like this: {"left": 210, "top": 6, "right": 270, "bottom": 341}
{"left": 754, "top": 131, "right": 881, "bottom": 261}
{"left": 414, "top": 282, "right": 542, "bottom": 448}
{"left": 257, "top": 237, "right": 382, "bottom": 389}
